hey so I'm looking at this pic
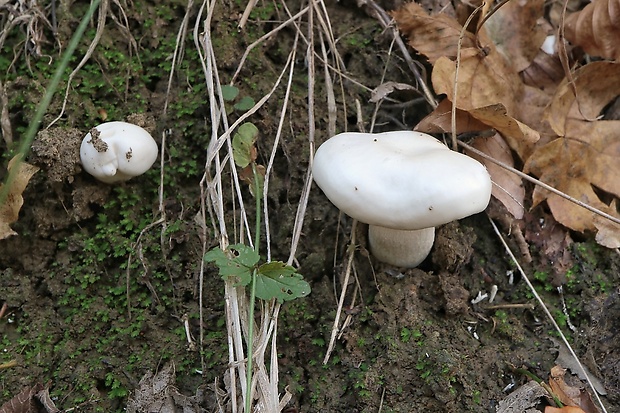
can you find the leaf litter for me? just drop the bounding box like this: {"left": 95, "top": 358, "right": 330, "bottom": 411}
{"left": 393, "top": 1, "right": 620, "bottom": 247}
{"left": 0, "top": 155, "right": 39, "bottom": 240}
{"left": 392, "top": 4, "right": 620, "bottom": 410}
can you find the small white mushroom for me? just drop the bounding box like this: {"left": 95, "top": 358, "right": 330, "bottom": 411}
{"left": 80, "top": 121, "right": 158, "bottom": 184}
{"left": 312, "top": 131, "right": 492, "bottom": 268}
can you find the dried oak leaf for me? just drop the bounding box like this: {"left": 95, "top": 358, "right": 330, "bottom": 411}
{"left": 524, "top": 61, "right": 620, "bottom": 247}
{"left": 415, "top": 98, "right": 490, "bottom": 134}
{"left": 0, "top": 155, "right": 39, "bottom": 240}
{"left": 484, "top": 0, "right": 547, "bottom": 72}
{"left": 564, "top": 0, "right": 620, "bottom": 61}
{"left": 432, "top": 48, "right": 522, "bottom": 113}
{"left": 397, "top": 4, "right": 542, "bottom": 159}
{"left": 391, "top": 3, "right": 477, "bottom": 64}
{"left": 469, "top": 133, "right": 525, "bottom": 219}
{"left": 521, "top": 48, "right": 566, "bottom": 92}
{"left": 432, "top": 52, "right": 540, "bottom": 158}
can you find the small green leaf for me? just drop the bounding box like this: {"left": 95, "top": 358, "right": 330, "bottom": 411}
{"left": 233, "top": 95, "right": 255, "bottom": 111}
{"left": 204, "top": 243, "right": 259, "bottom": 286}
{"left": 255, "top": 261, "right": 311, "bottom": 302}
{"left": 221, "top": 85, "right": 239, "bottom": 101}
{"left": 232, "top": 123, "right": 259, "bottom": 168}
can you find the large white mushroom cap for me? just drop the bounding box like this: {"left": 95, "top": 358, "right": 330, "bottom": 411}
{"left": 312, "top": 131, "right": 492, "bottom": 230}
{"left": 80, "top": 121, "right": 158, "bottom": 184}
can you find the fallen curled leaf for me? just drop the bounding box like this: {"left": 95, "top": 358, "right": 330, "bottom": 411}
{"left": 468, "top": 133, "right": 525, "bottom": 219}
{"left": 547, "top": 366, "right": 601, "bottom": 413}
{"left": 484, "top": 0, "right": 546, "bottom": 72}
{"left": 369, "top": 82, "right": 416, "bottom": 103}
{"left": 0, "top": 385, "right": 40, "bottom": 413}
{"left": 564, "top": 0, "right": 620, "bottom": 61}
{"left": 414, "top": 98, "right": 489, "bottom": 134}
{"left": 126, "top": 363, "right": 203, "bottom": 413}
{"left": 521, "top": 49, "right": 566, "bottom": 92}
{"left": 594, "top": 212, "right": 620, "bottom": 248}
{"left": 550, "top": 365, "right": 581, "bottom": 407}
{"left": 392, "top": 3, "right": 477, "bottom": 64}
{"left": 467, "top": 104, "right": 539, "bottom": 159}
{"left": 0, "top": 384, "right": 59, "bottom": 413}
{"left": 524, "top": 61, "right": 620, "bottom": 245}
{"left": 496, "top": 380, "right": 548, "bottom": 413}
{"left": 0, "top": 155, "right": 39, "bottom": 240}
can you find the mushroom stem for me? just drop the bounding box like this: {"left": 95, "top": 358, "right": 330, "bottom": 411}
{"left": 368, "top": 225, "right": 435, "bottom": 268}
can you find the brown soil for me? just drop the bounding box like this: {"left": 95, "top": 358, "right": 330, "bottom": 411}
{"left": 1, "top": 1, "right": 619, "bottom": 412}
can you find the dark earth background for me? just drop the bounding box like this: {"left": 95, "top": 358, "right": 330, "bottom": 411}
{"left": 1, "top": 0, "right": 619, "bottom": 412}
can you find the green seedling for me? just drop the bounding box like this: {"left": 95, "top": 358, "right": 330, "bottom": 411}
{"left": 205, "top": 244, "right": 310, "bottom": 302}
{"left": 205, "top": 122, "right": 310, "bottom": 412}
{"left": 221, "top": 85, "right": 256, "bottom": 113}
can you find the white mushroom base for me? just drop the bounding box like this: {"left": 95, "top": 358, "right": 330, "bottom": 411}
{"left": 368, "top": 225, "right": 435, "bottom": 268}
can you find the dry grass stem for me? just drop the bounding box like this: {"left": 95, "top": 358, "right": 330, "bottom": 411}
{"left": 47, "top": 0, "right": 110, "bottom": 128}
{"left": 323, "top": 220, "right": 358, "bottom": 365}
{"left": 489, "top": 217, "right": 609, "bottom": 413}
{"left": 194, "top": 0, "right": 330, "bottom": 409}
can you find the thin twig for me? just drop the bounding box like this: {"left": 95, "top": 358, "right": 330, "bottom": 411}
{"left": 460, "top": 141, "right": 620, "bottom": 226}
{"left": 47, "top": 0, "right": 109, "bottom": 129}
{"left": 488, "top": 217, "right": 608, "bottom": 413}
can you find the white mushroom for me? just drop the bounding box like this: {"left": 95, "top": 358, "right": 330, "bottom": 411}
{"left": 312, "top": 131, "right": 492, "bottom": 268}
{"left": 80, "top": 121, "right": 158, "bottom": 184}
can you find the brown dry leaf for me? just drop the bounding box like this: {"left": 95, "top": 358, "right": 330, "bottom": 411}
{"left": 468, "top": 104, "right": 539, "bottom": 159}
{"left": 431, "top": 49, "right": 541, "bottom": 155}
{"left": 517, "top": 85, "right": 557, "bottom": 145}
{"left": 521, "top": 49, "right": 566, "bottom": 92}
{"left": 544, "top": 62, "right": 620, "bottom": 134}
{"left": 524, "top": 62, "right": 620, "bottom": 244}
{"left": 432, "top": 48, "right": 522, "bottom": 114}
{"left": 594, "top": 211, "right": 620, "bottom": 248}
{"left": 391, "top": 3, "right": 477, "bottom": 64}
{"left": 484, "top": 0, "right": 547, "bottom": 72}
{"left": 0, "top": 384, "right": 59, "bottom": 413}
{"left": 547, "top": 366, "right": 600, "bottom": 413}
{"left": 550, "top": 365, "right": 581, "bottom": 407}
{"left": 396, "top": 4, "right": 542, "bottom": 161}
{"left": 496, "top": 380, "right": 548, "bottom": 413}
{"left": 0, "top": 385, "right": 40, "bottom": 413}
{"left": 414, "top": 98, "right": 489, "bottom": 134}
{"left": 469, "top": 133, "right": 525, "bottom": 219}
{"left": 0, "top": 155, "right": 39, "bottom": 240}
{"left": 564, "top": 0, "right": 620, "bottom": 61}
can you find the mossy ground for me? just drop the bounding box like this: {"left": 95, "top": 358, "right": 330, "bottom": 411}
{"left": 1, "top": 0, "right": 619, "bottom": 412}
